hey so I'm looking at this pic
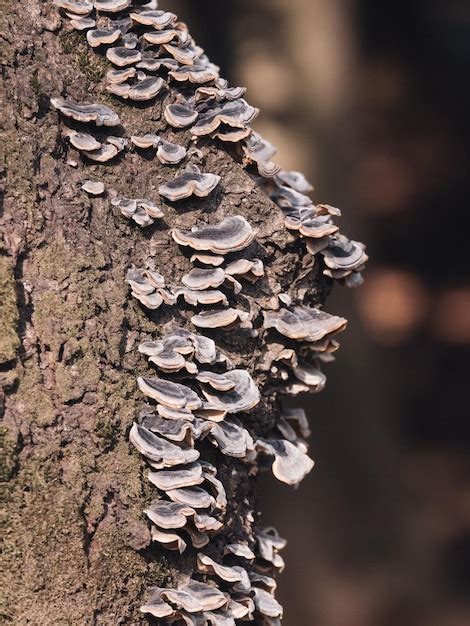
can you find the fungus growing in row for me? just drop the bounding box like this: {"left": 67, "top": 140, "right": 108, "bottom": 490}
{"left": 195, "top": 80, "right": 246, "bottom": 103}
{"left": 81, "top": 138, "right": 124, "bottom": 162}
{"left": 106, "top": 67, "right": 136, "bottom": 84}
{"left": 169, "top": 64, "right": 219, "bottom": 84}
{"left": 131, "top": 133, "right": 161, "bottom": 149}
{"left": 66, "top": 130, "right": 101, "bottom": 152}
{"left": 191, "top": 99, "right": 259, "bottom": 137}
{"left": 191, "top": 308, "right": 252, "bottom": 331}
{"left": 199, "top": 369, "right": 260, "bottom": 413}
{"left": 181, "top": 267, "right": 226, "bottom": 291}
{"left": 197, "top": 553, "right": 251, "bottom": 592}
{"left": 137, "top": 56, "right": 179, "bottom": 72}
{"left": 164, "top": 101, "right": 198, "bottom": 128}
{"left": 263, "top": 306, "right": 347, "bottom": 343}
{"left": 172, "top": 216, "right": 254, "bottom": 255}
{"left": 190, "top": 253, "right": 225, "bottom": 267}
{"left": 138, "top": 376, "right": 202, "bottom": 411}
{"left": 109, "top": 76, "right": 165, "bottom": 101}
{"left": 159, "top": 165, "right": 220, "bottom": 201}
{"left": 86, "top": 28, "right": 121, "bottom": 48}
{"left": 70, "top": 16, "right": 96, "bottom": 30}
{"left": 95, "top": 0, "right": 132, "bottom": 11}
{"left": 157, "top": 140, "right": 187, "bottom": 165}
{"left": 51, "top": 97, "right": 121, "bottom": 126}
{"left": 53, "top": 0, "right": 93, "bottom": 15}
{"left": 81, "top": 180, "right": 105, "bottom": 195}
{"left": 148, "top": 463, "right": 204, "bottom": 491}
{"left": 224, "top": 258, "right": 264, "bottom": 283}
{"left": 130, "top": 9, "right": 177, "bottom": 30}
{"left": 129, "top": 423, "right": 200, "bottom": 468}
{"left": 111, "top": 196, "right": 163, "bottom": 227}
{"left": 275, "top": 169, "right": 314, "bottom": 194}
{"left": 106, "top": 46, "right": 142, "bottom": 67}
{"left": 256, "top": 439, "right": 314, "bottom": 486}
{"left": 126, "top": 268, "right": 170, "bottom": 309}
{"left": 142, "top": 29, "right": 188, "bottom": 46}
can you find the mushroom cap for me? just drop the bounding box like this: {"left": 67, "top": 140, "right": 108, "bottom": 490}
{"left": 192, "top": 99, "right": 258, "bottom": 136}
{"left": 174, "top": 288, "right": 229, "bottom": 307}
{"left": 190, "top": 253, "right": 225, "bottom": 267}
{"left": 224, "top": 542, "right": 256, "bottom": 560}
{"left": 106, "top": 67, "right": 137, "bottom": 84}
{"left": 81, "top": 180, "right": 105, "bottom": 195}
{"left": 162, "top": 42, "right": 200, "bottom": 66}
{"left": 130, "top": 423, "right": 200, "bottom": 467}
{"left": 131, "top": 133, "right": 161, "bottom": 149}
{"left": 142, "top": 29, "right": 188, "bottom": 45}
{"left": 256, "top": 438, "right": 314, "bottom": 486}
{"left": 166, "top": 486, "right": 215, "bottom": 509}
{"left": 322, "top": 235, "right": 368, "bottom": 271}
{"left": 126, "top": 76, "right": 165, "bottom": 101}
{"left": 67, "top": 131, "right": 102, "bottom": 152}
{"left": 172, "top": 216, "right": 254, "bottom": 255}
{"left": 130, "top": 9, "right": 177, "bottom": 29}
{"left": 191, "top": 308, "right": 250, "bottom": 330}
{"left": 106, "top": 46, "right": 142, "bottom": 67}
{"left": 150, "top": 526, "right": 187, "bottom": 553}
{"left": 81, "top": 142, "right": 121, "bottom": 162}
{"left": 182, "top": 267, "right": 225, "bottom": 291}
{"left": 53, "top": 0, "right": 93, "bottom": 16}
{"left": 253, "top": 588, "right": 283, "bottom": 619}
{"left": 69, "top": 16, "right": 96, "bottom": 30}
{"left": 157, "top": 140, "right": 187, "bottom": 164}
{"left": 86, "top": 28, "right": 121, "bottom": 47}
{"left": 275, "top": 169, "right": 313, "bottom": 194}
{"left": 140, "top": 587, "right": 175, "bottom": 619}
{"left": 148, "top": 463, "right": 204, "bottom": 490}
{"left": 138, "top": 376, "right": 202, "bottom": 410}
{"left": 95, "top": 0, "right": 132, "bottom": 11}
{"left": 145, "top": 500, "right": 195, "bottom": 529}
{"left": 164, "top": 102, "right": 198, "bottom": 128}
{"left": 170, "top": 64, "right": 219, "bottom": 84}
{"left": 263, "top": 306, "right": 347, "bottom": 343}
{"left": 137, "top": 56, "right": 179, "bottom": 72}
{"left": 159, "top": 166, "right": 220, "bottom": 201}
{"left": 195, "top": 371, "right": 235, "bottom": 392}
{"left": 209, "top": 420, "right": 254, "bottom": 458}
{"left": 197, "top": 553, "right": 251, "bottom": 591}
{"left": 243, "top": 131, "right": 277, "bottom": 163}
{"left": 51, "top": 97, "right": 121, "bottom": 126}
{"left": 141, "top": 413, "right": 194, "bottom": 444}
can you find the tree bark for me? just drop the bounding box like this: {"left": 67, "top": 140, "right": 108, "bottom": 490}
{"left": 0, "top": 2, "right": 353, "bottom": 624}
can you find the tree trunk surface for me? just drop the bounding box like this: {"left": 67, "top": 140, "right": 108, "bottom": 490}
{"left": 0, "top": 2, "right": 357, "bottom": 625}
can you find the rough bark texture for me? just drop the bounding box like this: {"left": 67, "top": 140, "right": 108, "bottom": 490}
{"left": 0, "top": 2, "right": 332, "bottom": 624}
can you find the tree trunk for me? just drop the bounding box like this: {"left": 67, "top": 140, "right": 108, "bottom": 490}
{"left": 1, "top": 2, "right": 364, "bottom": 624}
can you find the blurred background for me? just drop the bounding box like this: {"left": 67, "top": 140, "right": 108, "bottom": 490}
{"left": 170, "top": 1, "right": 470, "bottom": 624}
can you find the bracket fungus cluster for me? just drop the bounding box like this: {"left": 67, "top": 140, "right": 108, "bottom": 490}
{"left": 51, "top": 1, "right": 368, "bottom": 622}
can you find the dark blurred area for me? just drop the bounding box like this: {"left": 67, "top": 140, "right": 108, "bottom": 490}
{"left": 169, "top": 2, "right": 470, "bottom": 624}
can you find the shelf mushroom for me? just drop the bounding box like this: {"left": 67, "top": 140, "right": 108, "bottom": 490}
{"left": 172, "top": 216, "right": 254, "bottom": 254}
{"left": 51, "top": 97, "right": 121, "bottom": 126}
{"left": 159, "top": 165, "right": 220, "bottom": 201}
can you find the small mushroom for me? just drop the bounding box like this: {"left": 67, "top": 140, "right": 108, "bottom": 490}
{"left": 169, "top": 64, "right": 219, "bottom": 84}
{"left": 253, "top": 588, "right": 283, "bottom": 619}
{"left": 137, "top": 56, "right": 179, "bottom": 72}
{"left": 148, "top": 463, "right": 204, "bottom": 490}
{"left": 162, "top": 42, "right": 199, "bottom": 66}
{"left": 164, "top": 101, "right": 198, "bottom": 128}
{"left": 130, "top": 423, "right": 200, "bottom": 468}
{"left": 81, "top": 140, "right": 122, "bottom": 162}
{"left": 95, "top": 0, "right": 131, "bottom": 11}
{"left": 213, "top": 126, "right": 251, "bottom": 143}
{"left": 192, "top": 99, "right": 258, "bottom": 137}
{"left": 195, "top": 371, "right": 235, "bottom": 392}
{"left": 116, "top": 76, "right": 165, "bottom": 101}
{"left": 166, "top": 486, "right": 215, "bottom": 510}
{"left": 172, "top": 216, "right": 254, "bottom": 255}
{"left": 50, "top": 97, "right": 121, "bottom": 126}
{"left": 263, "top": 307, "right": 347, "bottom": 343}
{"left": 190, "top": 253, "right": 224, "bottom": 267}
{"left": 145, "top": 501, "right": 195, "bottom": 529}
{"left": 224, "top": 543, "right": 256, "bottom": 561}
{"left": 142, "top": 29, "right": 188, "bottom": 46}
{"left": 197, "top": 553, "right": 251, "bottom": 592}
{"left": 106, "top": 67, "right": 137, "bottom": 84}
{"left": 275, "top": 170, "right": 313, "bottom": 194}
{"left": 156, "top": 405, "right": 195, "bottom": 422}
{"left": 122, "top": 32, "right": 139, "bottom": 49}
{"left": 224, "top": 258, "right": 264, "bottom": 282}
{"left": 257, "top": 161, "right": 281, "bottom": 178}
{"left": 86, "top": 28, "right": 121, "bottom": 48}
{"left": 140, "top": 588, "right": 176, "bottom": 619}
{"left": 256, "top": 439, "right": 314, "bottom": 486}
{"left": 159, "top": 165, "right": 220, "bottom": 201}
{"left": 106, "top": 46, "right": 142, "bottom": 67}
{"left": 209, "top": 420, "right": 255, "bottom": 458}
{"left": 182, "top": 268, "right": 225, "bottom": 291}
{"left": 53, "top": 0, "right": 93, "bottom": 15}
{"left": 141, "top": 414, "right": 194, "bottom": 445}
{"left": 157, "top": 140, "right": 187, "bottom": 164}
{"left": 138, "top": 376, "right": 202, "bottom": 410}
{"left": 150, "top": 526, "right": 187, "bottom": 553}
{"left": 191, "top": 308, "right": 251, "bottom": 331}
{"left": 322, "top": 234, "right": 368, "bottom": 271}
{"left": 243, "top": 131, "right": 277, "bottom": 164}
{"left": 131, "top": 133, "right": 161, "bottom": 149}
{"left": 81, "top": 180, "right": 105, "bottom": 195}
{"left": 195, "top": 82, "right": 246, "bottom": 103}
{"left": 130, "top": 9, "right": 177, "bottom": 29}
{"left": 66, "top": 131, "right": 101, "bottom": 152}
{"left": 174, "top": 288, "right": 229, "bottom": 307}
{"left": 70, "top": 16, "right": 96, "bottom": 30}
{"left": 113, "top": 196, "right": 163, "bottom": 227}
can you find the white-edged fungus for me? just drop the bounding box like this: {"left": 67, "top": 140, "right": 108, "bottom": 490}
{"left": 106, "top": 46, "right": 142, "bottom": 67}
{"left": 150, "top": 526, "right": 187, "bottom": 553}
{"left": 191, "top": 308, "right": 251, "bottom": 331}
{"left": 130, "top": 423, "right": 200, "bottom": 468}
{"left": 172, "top": 216, "right": 254, "bottom": 255}
{"left": 86, "top": 28, "right": 121, "bottom": 48}
{"left": 145, "top": 501, "right": 195, "bottom": 529}
{"left": 182, "top": 268, "right": 226, "bottom": 291}
{"left": 95, "top": 0, "right": 131, "bottom": 11}
{"left": 256, "top": 439, "right": 314, "bottom": 486}
{"left": 138, "top": 376, "right": 202, "bottom": 410}
{"left": 164, "top": 101, "right": 198, "bottom": 128}
{"left": 130, "top": 9, "right": 177, "bottom": 29}
{"left": 53, "top": 0, "right": 93, "bottom": 15}
{"left": 159, "top": 165, "right": 220, "bottom": 201}
{"left": 81, "top": 180, "right": 105, "bottom": 195}
{"left": 263, "top": 306, "right": 347, "bottom": 343}
{"left": 157, "top": 140, "right": 187, "bottom": 165}
{"left": 131, "top": 133, "right": 161, "bottom": 149}
{"left": 51, "top": 97, "right": 121, "bottom": 126}
{"left": 148, "top": 463, "right": 203, "bottom": 490}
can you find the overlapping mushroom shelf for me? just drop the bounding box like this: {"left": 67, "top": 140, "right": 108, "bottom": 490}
{"left": 51, "top": 1, "right": 368, "bottom": 623}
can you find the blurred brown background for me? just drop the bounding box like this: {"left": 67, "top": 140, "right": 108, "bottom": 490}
{"left": 169, "top": 2, "right": 470, "bottom": 624}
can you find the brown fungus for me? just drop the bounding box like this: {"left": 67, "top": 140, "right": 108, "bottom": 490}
{"left": 157, "top": 140, "right": 187, "bottom": 165}
{"left": 263, "top": 306, "right": 347, "bottom": 343}
{"left": 191, "top": 99, "right": 258, "bottom": 137}
{"left": 86, "top": 28, "right": 121, "bottom": 48}
{"left": 191, "top": 308, "right": 252, "bottom": 331}
{"left": 138, "top": 376, "right": 202, "bottom": 411}
{"left": 131, "top": 133, "right": 161, "bottom": 149}
{"left": 130, "top": 9, "right": 177, "bottom": 29}
{"left": 106, "top": 46, "right": 142, "bottom": 67}
{"left": 129, "top": 423, "right": 200, "bottom": 468}
{"left": 53, "top": 0, "right": 93, "bottom": 15}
